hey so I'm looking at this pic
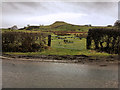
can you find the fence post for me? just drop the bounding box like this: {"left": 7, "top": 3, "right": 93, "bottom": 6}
{"left": 118, "top": 36, "right": 120, "bottom": 59}
{"left": 87, "top": 36, "right": 91, "bottom": 49}
{"left": 48, "top": 35, "right": 51, "bottom": 46}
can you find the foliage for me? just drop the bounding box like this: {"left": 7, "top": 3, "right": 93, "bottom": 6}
{"left": 4, "top": 34, "right": 112, "bottom": 56}
{"left": 87, "top": 28, "right": 120, "bottom": 54}
{"left": 2, "top": 32, "right": 48, "bottom": 52}
{"left": 26, "top": 26, "right": 40, "bottom": 30}
{"left": 114, "top": 20, "right": 120, "bottom": 28}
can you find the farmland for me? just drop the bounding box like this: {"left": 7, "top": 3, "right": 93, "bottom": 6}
{"left": 4, "top": 34, "right": 112, "bottom": 57}
{"left": 2, "top": 21, "right": 115, "bottom": 57}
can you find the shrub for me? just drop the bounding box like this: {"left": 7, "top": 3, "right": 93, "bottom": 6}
{"left": 87, "top": 28, "right": 120, "bottom": 54}
{"left": 2, "top": 32, "right": 48, "bottom": 52}
{"left": 114, "top": 20, "right": 120, "bottom": 28}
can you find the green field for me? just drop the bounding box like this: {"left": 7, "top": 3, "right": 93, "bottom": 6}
{"left": 4, "top": 35, "right": 112, "bottom": 57}
{"left": 51, "top": 35, "right": 86, "bottom": 50}
{"left": 2, "top": 21, "right": 114, "bottom": 57}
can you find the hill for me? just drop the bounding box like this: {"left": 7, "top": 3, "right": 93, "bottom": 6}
{"left": 24, "top": 21, "right": 92, "bottom": 32}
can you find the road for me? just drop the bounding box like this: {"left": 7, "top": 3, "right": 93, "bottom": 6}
{"left": 2, "top": 59, "right": 118, "bottom": 88}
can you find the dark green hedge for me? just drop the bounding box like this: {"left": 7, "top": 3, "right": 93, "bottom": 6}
{"left": 87, "top": 28, "right": 120, "bottom": 54}
{"left": 2, "top": 32, "right": 48, "bottom": 52}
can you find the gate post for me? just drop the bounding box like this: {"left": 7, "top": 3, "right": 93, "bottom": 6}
{"left": 118, "top": 36, "right": 120, "bottom": 59}
{"left": 48, "top": 35, "right": 51, "bottom": 46}
{"left": 87, "top": 36, "right": 91, "bottom": 49}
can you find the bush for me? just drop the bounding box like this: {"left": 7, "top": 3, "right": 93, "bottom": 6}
{"left": 2, "top": 32, "right": 48, "bottom": 52}
{"left": 107, "top": 25, "right": 112, "bottom": 27}
{"left": 87, "top": 28, "right": 120, "bottom": 54}
{"left": 114, "top": 20, "right": 120, "bottom": 28}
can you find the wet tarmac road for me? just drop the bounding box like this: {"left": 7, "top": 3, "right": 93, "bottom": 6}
{"left": 2, "top": 59, "right": 118, "bottom": 88}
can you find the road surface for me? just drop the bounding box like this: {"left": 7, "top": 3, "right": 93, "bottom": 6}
{"left": 2, "top": 58, "right": 118, "bottom": 88}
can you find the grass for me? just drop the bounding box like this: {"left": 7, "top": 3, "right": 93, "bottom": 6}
{"left": 4, "top": 48, "right": 112, "bottom": 57}
{"left": 2, "top": 21, "right": 113, "bottom": 33}
{"left": 2, "top": 22, "right": 115, "bottom": 57}
{"left": 51, "top": 36, "right": 86, "bottom": 50}
{"left": 4, "top": 35, "right": 113, "bottom": 57}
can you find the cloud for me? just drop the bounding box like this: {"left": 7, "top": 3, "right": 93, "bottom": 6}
{"left": 26, "top": 12, "right": 87, "bottom": 25}
{"left": 2, "top": 2, "right": 118, "bottom": 28}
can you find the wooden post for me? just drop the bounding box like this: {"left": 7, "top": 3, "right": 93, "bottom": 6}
{"left": 118, "top": 36, "right": 120, "bottom": 59}
{"left": 87, "top": 36, "right": 91, "bottom": 49}
{"left": 48, "top": 35, "right": 51, "bottom": 46}
{"left": 87, "top": 29, "right": 92, "bottom": 49}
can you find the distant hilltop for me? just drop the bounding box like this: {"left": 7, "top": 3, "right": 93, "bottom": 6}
{"left": 18, "top": 21, "right": 93, "bottom": 32}
{"left": 2, "top": 20, "right": 116, "bottom": 32}
{"left": 18, "top": 21, "right": 113, "bottom": 32}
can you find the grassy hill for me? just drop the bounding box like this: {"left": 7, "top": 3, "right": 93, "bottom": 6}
{"left": 24, "top": 21, "right": 92, "bottom": 32}
{"left": 49, "top": 21, "right": 91, "bottom": 32}
{"left": 2, "top": 21, "right": 113, "bottom": 32}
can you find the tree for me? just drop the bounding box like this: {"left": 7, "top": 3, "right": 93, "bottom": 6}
{"left": 107, "top": 25, "right": 112, "bottom": 27}
{"left": 27, "top": 24, "right": 30, "bottom": 27}
{"left": 114, "top": 20, "right": 120, "bottom": 28}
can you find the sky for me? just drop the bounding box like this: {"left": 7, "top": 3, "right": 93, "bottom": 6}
{"left": 2, "top": 2, "right": 118, "bottom": 28}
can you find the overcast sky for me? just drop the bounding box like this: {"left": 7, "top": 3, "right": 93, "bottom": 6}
{"left": 2, "top": 2, "right": 118, "bottom": 28}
